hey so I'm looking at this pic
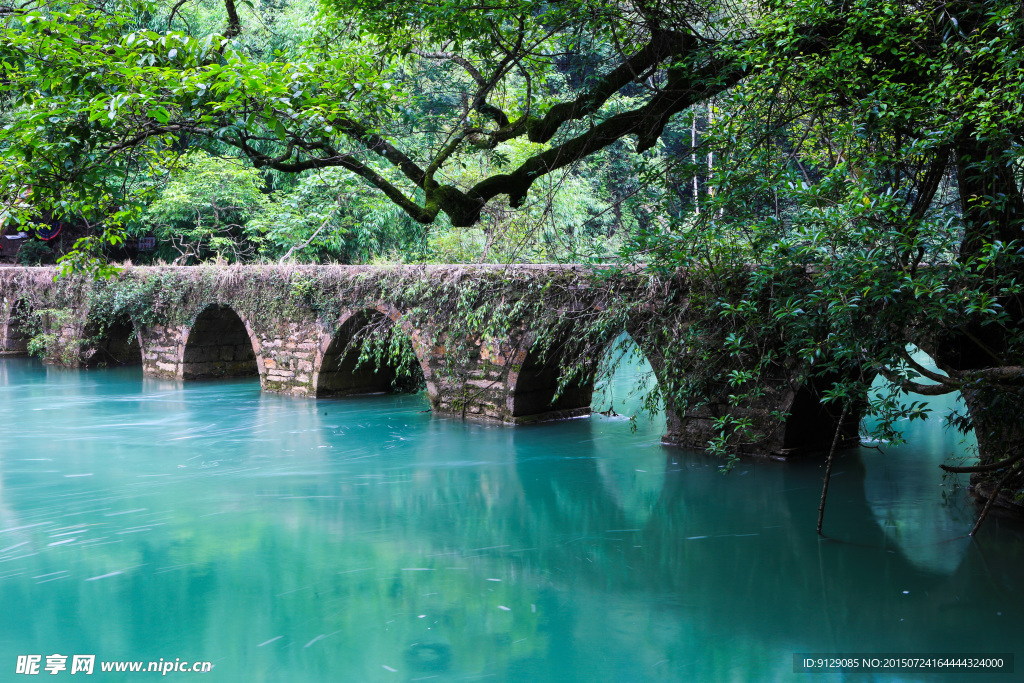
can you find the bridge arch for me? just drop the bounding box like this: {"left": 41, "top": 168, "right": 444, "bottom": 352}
{"left": 506, "top": 337, "right": 594, "bottom": 420}
{"left": 506, "top": 330, "right": 664, "bottom": 422}
{"left": 180, "top": 304, "right": 264, "bottom": 380}
{"left": 83, "top": 317, "right": 142, "bottom": 367}
{"left": 591, "top": 332, "right": 666, "bottom": 423}
{"left": 313, "top": 306, "right": 428, "bottom": 397}
{"left": 781, "top": 374, "right": 861, "bottom": 451}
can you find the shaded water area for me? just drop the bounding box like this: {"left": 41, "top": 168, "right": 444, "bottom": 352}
{"left": 0, "top": 353, "right": 1022, "bottom": 682}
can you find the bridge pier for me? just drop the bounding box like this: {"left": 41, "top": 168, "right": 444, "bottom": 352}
{"left": 661, "top": 378, "right": 861, "bottom": 458}
{"left": 0, "top": 299, "right": 29, "bottom": 355}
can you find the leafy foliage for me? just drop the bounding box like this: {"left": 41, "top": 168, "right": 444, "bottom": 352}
{"left": 142, "top": 150, "right": 268, "bottom": 263}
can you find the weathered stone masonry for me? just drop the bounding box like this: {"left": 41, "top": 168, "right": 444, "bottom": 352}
{"left": 0, "top": 264, "right": 857, "bottom": 458}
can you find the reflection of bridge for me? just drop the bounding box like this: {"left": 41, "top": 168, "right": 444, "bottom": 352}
{"left": 1, "top": 265, "right": 856, "bottom": 457}
{"left": 251, "top": 413, "right": 1003, "bottom": 668}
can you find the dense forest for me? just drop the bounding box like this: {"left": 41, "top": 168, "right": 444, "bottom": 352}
{"left": 1, "top": 0, "right": 688, "bottom": 266}
{"left": 1, "top": 0, "right": 1021, "bottom": 517}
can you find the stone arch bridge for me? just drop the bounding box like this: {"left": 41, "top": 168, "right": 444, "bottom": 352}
{"left": 0, "top": 265, "right": 858, "bottom": 458}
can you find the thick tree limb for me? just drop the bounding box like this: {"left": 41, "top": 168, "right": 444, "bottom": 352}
{"left": 940, "top": 450, "right": 1024, "bottom": 474}
{"left": 525, "top": 29, "right": 698, "bottom": 144}
{"left": 216, "top": 29, "right": 742, "bottom": 227}
{"left": 962, "top": 366, "right": 1024, "bottom": 381}
{"left": 897, "top": 346, "right": 958, "bottom": 385}
{"left": 876, "top": 367, "right": 959, "bottom": 395}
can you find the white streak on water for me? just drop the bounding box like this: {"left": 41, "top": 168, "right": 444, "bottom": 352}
{"left": 85, "top": 570, "right": 123, "bottom": 581}
{"left": 0, "top": 541, "right": 29, "bottom": 553}
{"left": 257, "top": 636, "right": 282, "bottom": 647}
{"left": 103, "top": 509, "right": 147, "bottom": 517}
{"left": 64, "top": 473, "right": 93, "bottom": 478}
{"left": 0, "top": 553, "right": 39, "bottom": 563}
{"left": 47, "top": 538, "right": 77, "bottom": 546}
{"left": 36, "top": 575, "right": 70, "bottom": 584}
{"left": 0, "top": 523, "right": 49, "bottom": 534}
{"left": 303, "top": 630, "right": 341, "bottom": 648}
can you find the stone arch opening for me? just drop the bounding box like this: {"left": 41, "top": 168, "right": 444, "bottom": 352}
{"left": 780, "top": 353, "right": 888, "bottom": 453}
{"left": 782, "top": 376, "right": 862, "bottom": 452}
{"left": 315, "top": 310, "right": 424, "bottom": 397}
{"left": 591, "top": 332, "right": 664, "bottom": 424}
{"left": 84, "top": 318, "right": 142, "bottom": 367}
{"left": 182, "top": 304, "right": 259, "bottom": 379}
{"left": 1, "top": 300, "right": 30, "bottom": 355}
{"left": 509, "top": 336, "right": 596, "bottom": 420}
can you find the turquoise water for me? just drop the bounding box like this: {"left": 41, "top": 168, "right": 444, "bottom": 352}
{"left": 0, "top": 354, "right": 1021, "bottom": 682}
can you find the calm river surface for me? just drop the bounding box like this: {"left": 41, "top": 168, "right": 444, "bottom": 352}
{"left": 0, "top": 354, "right": 1021, "bottom": 682}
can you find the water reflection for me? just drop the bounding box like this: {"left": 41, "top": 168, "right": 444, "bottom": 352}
{"left": 0, "top": 356, "right": 1021, "bottom": 682}
{"left": 860, "top": 352, "right": 980, "bottom": 577}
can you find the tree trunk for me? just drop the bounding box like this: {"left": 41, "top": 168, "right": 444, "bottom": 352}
{"left": 936, "top": 135, "right": 1024, "bottom": 515}
{"left": 960, "top": 384, "right": 1024, "bottom": 517}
